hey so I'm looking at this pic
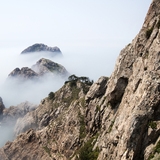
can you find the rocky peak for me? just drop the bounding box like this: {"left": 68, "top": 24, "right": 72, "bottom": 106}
{"left": 31, "top": 58, "right": 69, "bottom": 77}
{"left": 8, "top": 67, "right": 38, "bottom": 80}
{"left": 8, "top": 58, "right": 69, "bottom": 81}
{"left": 21, "top": 43, "right": 62, "bottom": 55}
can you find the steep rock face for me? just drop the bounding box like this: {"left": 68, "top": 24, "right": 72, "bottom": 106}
{"left": 21, "top": 43, "right": 61, "bottom": 55}
{"left": 31, "top": 58, "right": 69, "bottom": 77}
{"left": 86, "top": 0, "right": 160, "bottom": 159}
{"left": 85, "top": 76, "right": 108, "bottom": 134}
{"left": 0, "top": 79, "right": 91, "bottom": 160}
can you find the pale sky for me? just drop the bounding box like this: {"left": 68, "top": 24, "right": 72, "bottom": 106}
{"left": 0, "top": 0, "right": 152, "bottom": 79}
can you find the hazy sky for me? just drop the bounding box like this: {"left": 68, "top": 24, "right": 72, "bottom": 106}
{"left": 0, "top": 0, "right": 151, "bottom": 80}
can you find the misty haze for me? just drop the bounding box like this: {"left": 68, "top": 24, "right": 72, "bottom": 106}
{"left": 0, "top": 47, "right": 116, "bottom": 147}
{"left": 0, "top": 48, "right": 117, "bottom": 107}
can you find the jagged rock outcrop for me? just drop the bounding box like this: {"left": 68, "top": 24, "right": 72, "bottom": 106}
{"left": 31, "top": 58, "right": 69, "bottom": 77}
{"left": 8, "top": 58, "right": 69, "bottom": 81}
{"left": 0, "top": 1, "right": 160, "bottom": 160}
{"left": 21, "top": 43, "right": 62, "bottom": 56}
{"left": 85, "top": 76, "right": 108, "bottom": 134}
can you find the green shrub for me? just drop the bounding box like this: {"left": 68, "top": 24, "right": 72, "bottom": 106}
{"left": 148, "top": 121, "right": 157, "bottom": 130}
{"left": 48, "top": 92, "right": 55, "bottom": 100}
{"left": 79, "top": 138, "right": 99, "bottom": 160}
{"left": 146, "top": 27, "right": 154, "bottom": 39}
{"left": 68, "top": 74, "right": 78, "bottom": 81}
{"left": 65, "top": 75, "right": 93, "bottom": 87}
{"left": 69, "top": 80, "right": 77, "bottom": 88}
{"left": 148, "top": 140, "right": 160, "bottom": 160}
{"left": 155, "top": 141, "right": 160, "bottom": 153}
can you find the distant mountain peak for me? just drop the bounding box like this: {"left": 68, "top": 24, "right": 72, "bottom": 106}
{"left": 8, "top": 67, "right": 38, "bottom": 80}
{"left": 21, "top": 43, "right": 62, "bottom": 55}
{"left": 32, "top": 58, "right": 69, "bottom": 77}
{"left": 8, "top": 58, "right": 69, "bottom": 81}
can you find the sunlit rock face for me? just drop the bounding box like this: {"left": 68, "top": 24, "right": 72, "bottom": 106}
{"left": 0, "top": 1, "right": 160, "bottom": 160}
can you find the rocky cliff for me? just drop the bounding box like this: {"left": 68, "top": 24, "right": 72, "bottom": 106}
{"left": 0, "top": 0, "right": 160, "bottom": 160}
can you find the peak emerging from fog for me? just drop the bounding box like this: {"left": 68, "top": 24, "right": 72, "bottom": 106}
{"left": 21, "top": 43, "right": 62, "bottom": 56}
{"left": 3, "top": 58, "right": 69, "bottom": 107}
{"left": 8, "top": 67, "right": 38, "bottom": 80}
{"left": 8, "top": 58, "right": 69, "bottom": 81}
{"left": 32, "top": 58, "right": 69, "bottom": 77}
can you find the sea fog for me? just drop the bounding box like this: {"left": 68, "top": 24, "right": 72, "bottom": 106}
{"left": 0, "top": 47, "right": 118, "bottom": 107}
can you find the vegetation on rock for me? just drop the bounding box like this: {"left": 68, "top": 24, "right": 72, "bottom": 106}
{"left": 79, "top": 137, "right": 99, "bottom": 160}
{"left": 145, "top": 26, "right": 154, "bottom": 39}
{"left": 48, "top": 92, "right": 55, "bottom": 100}
{"left": 65, "top": 74, "right": 93, "bottom": 86}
